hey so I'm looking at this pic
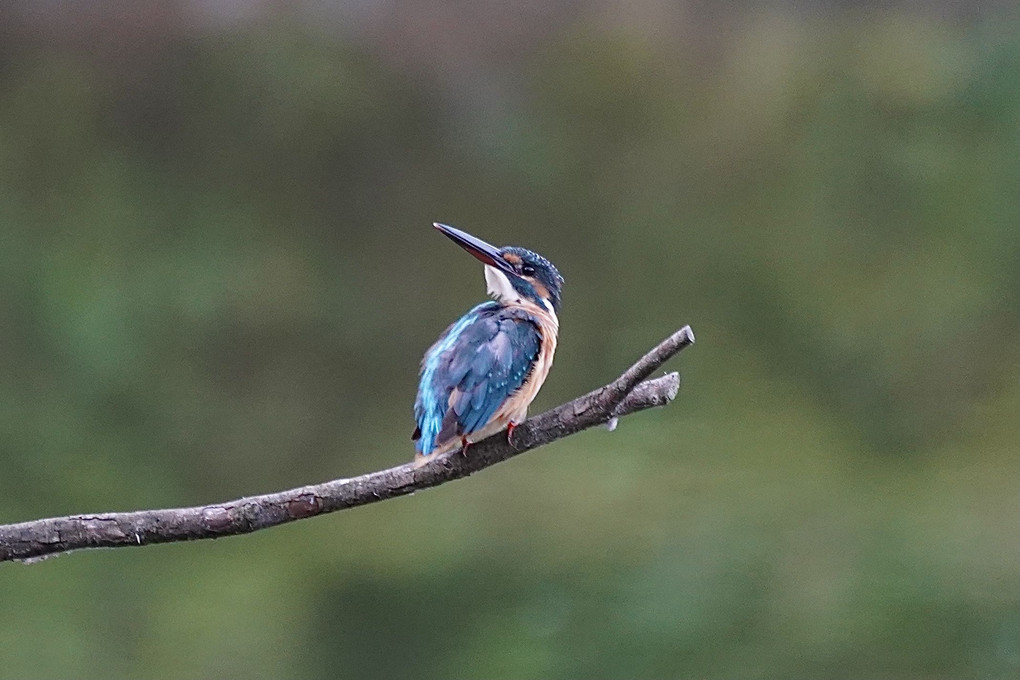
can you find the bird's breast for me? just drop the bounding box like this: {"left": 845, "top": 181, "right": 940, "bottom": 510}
{"left": 494, "top": 301, "right": 558, "bottom": 423}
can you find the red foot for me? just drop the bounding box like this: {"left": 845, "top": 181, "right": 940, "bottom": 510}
{"left": 506, "top": 421, "right": 518, "bottom": 445}
{"left": 459, "top": 436, "right": 470, "bottom": 457}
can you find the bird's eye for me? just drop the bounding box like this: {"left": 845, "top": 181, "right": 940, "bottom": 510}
{"left": 521, "top": 264, "right": 536, "bottom": 276}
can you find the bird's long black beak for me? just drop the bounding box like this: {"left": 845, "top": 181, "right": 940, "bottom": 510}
{"left": 433, "top": 223, "right": 515, "bottom": 275}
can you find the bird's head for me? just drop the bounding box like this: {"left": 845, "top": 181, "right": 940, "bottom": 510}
{"left": 434, "top": 223, "right": 564, "bottom": 313}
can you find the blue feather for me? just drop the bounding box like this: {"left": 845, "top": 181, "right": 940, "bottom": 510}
{"left": 413, "top": 302, "right": 542, "bottom": 455}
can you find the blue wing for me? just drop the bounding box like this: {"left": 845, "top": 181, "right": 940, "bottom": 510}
{"left": 413, "top": 302, "right": 541, "bottom": 455}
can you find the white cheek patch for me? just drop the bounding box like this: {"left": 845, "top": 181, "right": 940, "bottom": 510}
{"left": 484, "top": 265, "right": 519, "bottom": 303}
{"left": 542, "top": 297, "right": 558, "bottom": 327}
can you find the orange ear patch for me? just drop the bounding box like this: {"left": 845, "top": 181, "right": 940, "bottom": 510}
{"left": 530, "top": 280, "right": 550, "bottom": 301}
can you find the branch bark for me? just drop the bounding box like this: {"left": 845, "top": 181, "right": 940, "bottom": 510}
{"left": 0, "top": 325, "right": 694, "bottom": 564}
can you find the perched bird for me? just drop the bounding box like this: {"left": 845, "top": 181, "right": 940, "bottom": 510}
{"left": 413, "top": 223, "right": 564, "bottom": 466}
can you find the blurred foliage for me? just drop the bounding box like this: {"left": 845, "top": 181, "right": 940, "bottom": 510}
{"left": 0, "top": 3, "right": 1017, "bottom": 679}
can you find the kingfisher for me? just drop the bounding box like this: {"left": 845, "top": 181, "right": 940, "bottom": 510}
{"left": 412, "top": 223, "right": 564, "bottom": 466}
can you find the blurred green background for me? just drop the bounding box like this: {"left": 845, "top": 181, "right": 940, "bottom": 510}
{"left": 1, "top": 2, "right": 1017, "bottom": 678}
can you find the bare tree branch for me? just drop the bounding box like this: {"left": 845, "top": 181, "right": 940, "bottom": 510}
{"left": 0, "top": 325, "right": 694, "bottom": 564}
